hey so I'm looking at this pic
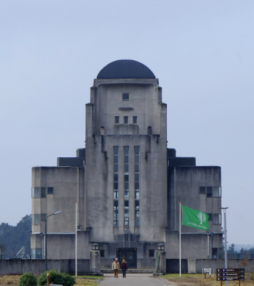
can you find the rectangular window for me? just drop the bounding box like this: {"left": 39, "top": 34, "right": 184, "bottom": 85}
{"left": 115, "top": 116, "right": 119, "bottom": 124}
{"left": 41, "top": 187, "right": 46, "bottom": 198}
{"left": 133, "top": 116, "right": 137, "bottom": 124}
{"left": 213, "top": 214, "right": 221, "bottom": 225}
{"left": 47, "top": 187, "right": 54, "bottom": 194}
{"left": 41, "top": 214, "right": 46, "bottom": 221}
{"left": 33, "top": 187, "right": 40, "bottom": 198}
{"left": 113, "top": 146, "right": 119, "bottom": 203}
{"left": 36, "top": 248, "right": 42, "bottom": 259}
{"left": 149, "top": 249, "right": 154, "bottom": 257}
{"left": 124, "top": 200, "right": 129, "bottom": 226}
{"left": 124, "top": 182, "right": 129, "bottom": 199}
{"left": 114, "top": 201, "right": 119, "bottom": 226}
{"left": 32, "top": 214, "right": 40, "bottom": 225}
{"left": 135, "top": 191, "right": 140, "bottom": 199}
{"left": 100, "top": 250, "right": 105, "bottom": 258}
{"left": 135, "top": 200, "right": 140, "bottom": 226}
{"left": 134, "top": 146, "right": 140, "bottom": 204}
{"left": 207, "top": 213, "right": 213, "bottom": 221}
{"left": 200, "top": 186, "right": 221, "bottom": 198}
{"left": 124, "top": 116, "right": 128, "bottom": 124}
{"left": 122, "top": 93, "right": 129, "bottom": 101}
{"left": 31, "top": 248, "right": 35, "bottom": 259}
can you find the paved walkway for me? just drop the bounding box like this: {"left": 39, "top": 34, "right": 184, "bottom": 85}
{"left": 99, "top": 274, "right": 177, "bottom": 286}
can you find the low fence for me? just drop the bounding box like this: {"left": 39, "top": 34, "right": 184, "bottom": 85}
{"left": 0, "top": 259, "right": 90, "bottom": 275}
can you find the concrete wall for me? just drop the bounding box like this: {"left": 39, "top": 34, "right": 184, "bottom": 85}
{"left": 0, "top": 259, "right": 89, "bottom": 275}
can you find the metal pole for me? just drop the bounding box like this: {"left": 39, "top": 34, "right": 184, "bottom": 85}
{"left": 179, "top": 202, "right": 181, "bottom": 277}
{"left": 45, "top": 217, "right": 47, "bottom": 271}
{"left": 75, "top": 202, "right": 78, "bottom": 277}
{"left": 221, "top": 207, "right": 228, "bottom": 286}
{"left": 207, "top": 234, "right": 210, "bottom": 257}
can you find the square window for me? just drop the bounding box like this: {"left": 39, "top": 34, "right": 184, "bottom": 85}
{"left": 115, "top": 116, "right": 119, "bottom": 124}
{"left": 149, "top": 249, "right": 154, "bottom": 257}
{"left": 41, "top": 188, "right": 46, "bottom": 198}
{"left": 133, "top": 116, "right": 137, "bottom": 124}
{"left": 47, "top": 187, "right": 54, "bottom": 194}
{"left": 199, "top": 187, "right": 206, "bottom": 194}
{"left": 122, "top": 93, "right": 129, "bottom": 100}
{"left": 124, "top": 116, "right": 128, "bottom": 124}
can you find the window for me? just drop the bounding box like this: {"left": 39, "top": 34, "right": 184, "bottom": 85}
{"left": 124, "top": 116, "right": 128, "bottom": 124}
{"left": 47, "top": 187, "right": 54, "bottom": 194}
{"left": 41, "top": 214, "right": 46, "bottom": 221}
{"left": 149, "top": 249, "right": 154, "bottom": 257}
{"left": 36, "top": 248, "right": 42, "bottom": 259}
{"left": 124, "top": 147, "right": 129, "bottom": 200}
{"left": 122, "top": 93, "right": 129, "bottom": 100}
{"left": 135, "top": 146, "right": 140, "bottom": 226}
{"left": 32, "top": 187, "right": 40, "bottom": 198}
{"left": 199, "top": 186, "right": 221, "bottom": 198}
{"left": 124, "top": 200, "right": 129, "bottom": 226}
{"left": 212, "top": 248, "right": 217, "bottom": 259}
{"left": 213, "top": 214, "right": 221, "bottom": 225}
{"left": 115, "top": 116, "right": 119, "bottom": 124}
{"left": 114, "top": 201, "right": 119, "bottom": 226}
{"left": 135, "top": 200, "right": 140, "bottom": 226}
{"left": 31, "top": 248, "right": 35, "bottom": 259}
{"left": 41, "top": 187, "right": 46, "bottom": 198}
{"left": 32, "top": 214, "right": 40, "bottom": 225}
{"left": 100, "top": 250, "right": 105, "bottom": 258}
{"left": 133, "top": 116, "right": 137, "bottom": 124}
{"left": 207, "top": 213, "right": 213, "bottom": 221}
{"left": 113, "top": 147, "right": 119, "bottom": 201}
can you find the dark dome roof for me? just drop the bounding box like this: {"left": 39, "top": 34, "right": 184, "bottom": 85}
{"left": 97, "top": 60, "right": 155, "bottom": 79}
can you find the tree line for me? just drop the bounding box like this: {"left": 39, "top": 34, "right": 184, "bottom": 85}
{"left": 0, "top": 215, "right": 31, "bottom": 258}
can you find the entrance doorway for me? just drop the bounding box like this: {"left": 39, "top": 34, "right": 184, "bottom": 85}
{"left": 116, "top": 248, "right": 137, "bottom": 268}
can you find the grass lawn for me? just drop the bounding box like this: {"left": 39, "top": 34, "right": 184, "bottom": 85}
{"left": 161, "top": 273, "right": 253, "bottom": 286}
{"left": 0, "top": 275, "right": 103, "bottom": 286}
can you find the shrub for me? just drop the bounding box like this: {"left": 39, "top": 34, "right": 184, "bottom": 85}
{"left": 38, "top": 270, "right": 64, "bottom": 286}
{"left": 19, "top": 273, "right": 37, "bottom": 286}
{"left": 62, "top": 273, "right": 76, "bottom": 286}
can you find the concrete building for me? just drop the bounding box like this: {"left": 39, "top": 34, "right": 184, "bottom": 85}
{"left": 31, "top": 60, "right": 223, "bottom": 270}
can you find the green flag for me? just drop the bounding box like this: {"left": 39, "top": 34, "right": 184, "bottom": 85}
{"left": 181, "top": 204, "right": 209, "bottom": 230}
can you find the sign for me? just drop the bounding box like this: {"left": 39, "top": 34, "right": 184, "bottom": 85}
{"left": 204, "top": 268, "right": 211, "bottom": 275}
{"left": 216, "top": 268, "right": 245, "bottom": 282}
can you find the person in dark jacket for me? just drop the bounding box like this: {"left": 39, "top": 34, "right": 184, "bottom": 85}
{"left": 121, "top": 259, "right": 128, "bottom": 278}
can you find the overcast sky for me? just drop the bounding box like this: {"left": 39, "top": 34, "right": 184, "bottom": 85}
{"left": 0, "top": 1, "right": 253, "bottom": 245}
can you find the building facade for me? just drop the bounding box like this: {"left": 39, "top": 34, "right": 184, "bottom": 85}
{"left": 31, "top": 60, "right": 222, "bottom": 269}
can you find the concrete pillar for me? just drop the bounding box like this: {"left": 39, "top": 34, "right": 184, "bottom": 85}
{"left": 89, "top": 249, "right": 102, "bottom": 275}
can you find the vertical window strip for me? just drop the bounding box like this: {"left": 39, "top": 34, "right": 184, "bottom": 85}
{"left": 113, "top": 147, "right": 119, "bottom": 219}
{"left": 124, "top": 200, "right": 129, "bottom": 226}
{"left": 124, "top": 146, "right": 129, "bottom": 200}
{"left": 114, "top": 201, "right": 119, "bottom": 226}
{"left": 134, "top": 146, "right": 140, "bottom": 226}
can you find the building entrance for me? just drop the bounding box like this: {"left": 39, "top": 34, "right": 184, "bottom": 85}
{"left": 116, "top": 248, "right": 137, "bottom": 268}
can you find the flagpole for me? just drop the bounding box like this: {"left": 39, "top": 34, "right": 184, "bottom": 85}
{"left": 179, "top": 201, "right": 181, "bottom": 277}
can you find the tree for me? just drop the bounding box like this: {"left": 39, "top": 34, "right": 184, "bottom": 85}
{"left": 0, "top": 215, "right": 31, "bottom": 258}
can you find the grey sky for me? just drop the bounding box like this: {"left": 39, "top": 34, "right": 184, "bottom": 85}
{"left": 0, "top": 1, "right": 253, "bottom": 244}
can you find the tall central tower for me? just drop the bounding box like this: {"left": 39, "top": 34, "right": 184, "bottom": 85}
{"left": 85, "top": 60, "right": 168, "bottom": 243}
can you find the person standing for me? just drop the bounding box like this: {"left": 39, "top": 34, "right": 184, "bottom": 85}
{"left": 121, "top": 259, "right": 128, "bottom": 278}
{"left": 112, "top": 258, "right": 120, "bottom": 278}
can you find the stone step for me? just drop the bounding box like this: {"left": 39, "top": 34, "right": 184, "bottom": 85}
{"left": 101, "top": 269, "right": 154, "bottom": 273}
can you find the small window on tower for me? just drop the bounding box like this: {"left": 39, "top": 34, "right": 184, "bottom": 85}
{"left": 124, "top": 116, "right": 128, "bottom": 124}
{"left": 115, "top": 116, "right": 119, "bottom": 124}
{"left": 133, "top": 116, "right": 137, "bottom": 124}
{"left": 122, "top": 93, "right": 129, "bottom": 101}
